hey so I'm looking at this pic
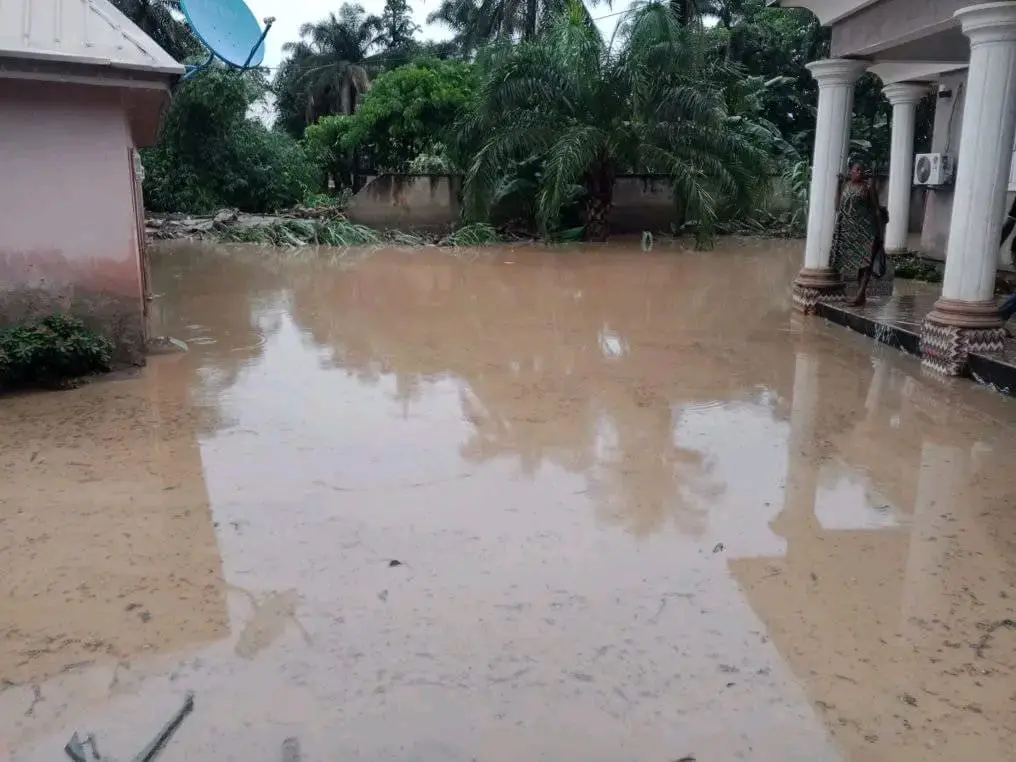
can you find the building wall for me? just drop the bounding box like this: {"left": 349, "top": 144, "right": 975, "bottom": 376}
{"left": 918, "top": 71, "right": 1016, "bottom": 268}
{"left": 919, "top": 72, "right": 967, "bottom": 261}
{"left": 830, "top": 0, "right": 969, "bottom": 59}
{"left": 0, "top": 80, "right": 146, "bottom": 363}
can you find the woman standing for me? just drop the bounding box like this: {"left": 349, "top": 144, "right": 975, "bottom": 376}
{"left": 831, "top": 162, "right": 884, "bottom": 306}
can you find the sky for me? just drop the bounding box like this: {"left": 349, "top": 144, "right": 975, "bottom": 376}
{"left": 243, "top": 0, "right": 635, "bottom": 71}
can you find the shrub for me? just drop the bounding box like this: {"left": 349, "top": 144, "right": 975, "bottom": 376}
{"left": 0, "top": 315, "right": 113, "bottom": 389}
{"left": 142, "top": 66, "right": 317, "bottom": 214}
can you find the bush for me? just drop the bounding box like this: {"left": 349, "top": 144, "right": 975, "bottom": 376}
{"left": 0, "top": 315, "right": 113, "bottom": 389}
{"left": 339, "top": 59, "right": 478, "bottom": 172}
{"left": 143, "top": 66, "right": 317, "bottom": 214}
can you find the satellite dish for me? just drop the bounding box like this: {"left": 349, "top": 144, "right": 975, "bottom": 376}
{"left": 179, "top": 0, "right": 275, "bottom": 78}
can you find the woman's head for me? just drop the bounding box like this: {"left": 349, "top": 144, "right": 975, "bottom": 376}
{"left": 848, "top": 162, "right": 866, "bottom": 182}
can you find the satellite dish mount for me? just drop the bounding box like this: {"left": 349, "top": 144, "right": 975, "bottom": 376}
{"left": 179, "top": 0, "right": 275, "bottom": 79}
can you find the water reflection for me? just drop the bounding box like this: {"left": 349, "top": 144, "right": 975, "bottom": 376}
{"left": 0, "top": 353, "right": 227, "bottom": 750}
{"left": 731, "top": 341, "right": 1016, "bottom": 761}
{"left": 2, "top": 240, "right": 1015, "bottom": 761}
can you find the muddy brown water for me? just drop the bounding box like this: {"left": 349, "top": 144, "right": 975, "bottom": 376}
{"left": 2, "top": 239, "right": 1015, "bottom": 761}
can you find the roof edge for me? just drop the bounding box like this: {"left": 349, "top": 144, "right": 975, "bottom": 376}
{"left": 0, "top": 55, "right": 181, "bottom": 89}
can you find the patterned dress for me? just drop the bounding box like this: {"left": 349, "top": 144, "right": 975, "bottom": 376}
{"left": 831, "top": 182, "right": 879, "bottom": 280}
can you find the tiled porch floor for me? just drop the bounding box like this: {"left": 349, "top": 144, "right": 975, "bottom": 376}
{"left": 814, "top": 290, "right": 1016, "bottom": 396}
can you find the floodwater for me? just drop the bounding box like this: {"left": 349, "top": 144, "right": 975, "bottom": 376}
{"left": 2, "top": 240, "right": 1015, "bottom": 762}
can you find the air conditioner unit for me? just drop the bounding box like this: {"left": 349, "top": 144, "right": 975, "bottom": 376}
{"left": 914, "top": 153, "right": 954, "bottom": 187}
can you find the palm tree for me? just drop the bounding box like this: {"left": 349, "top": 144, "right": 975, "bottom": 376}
{"left": 111, "top": 0, "right": 204, "bottom": 62}
{"left": 274, "top": 4, "right": 380, "bottom": 132}
{"left": 457, "top": 0, "right": 780, "bottom": 241}
{"left": 426, "top": 0, "right": 606, "bottom": 52}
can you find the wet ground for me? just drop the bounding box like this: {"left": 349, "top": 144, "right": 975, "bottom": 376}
{"left": 1, "top": 239, "right": 1015, "bottom": 762}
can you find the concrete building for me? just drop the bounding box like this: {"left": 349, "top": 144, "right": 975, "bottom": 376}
{"left": 776, "top": 0, "right": 1016, "bottom": 375}
{"left": 0, "top": 0, "right": 184, "bottom": 364}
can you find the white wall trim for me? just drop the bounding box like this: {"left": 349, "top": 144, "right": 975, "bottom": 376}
{"left": 867, "top": 61, "right": 968, "bottom": 84}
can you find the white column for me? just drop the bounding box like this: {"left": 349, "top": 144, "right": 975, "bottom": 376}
{"left": 939, "top": 2, "right": 1016, "bottom": 306}
{"left": 801, "top": 59, "right": 869, "bottom": 273}
{"left": 883, "top": 83, "right": 929, "bottom": 253}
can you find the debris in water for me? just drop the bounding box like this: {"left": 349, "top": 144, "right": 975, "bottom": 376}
{"left": 675, "top": 756, "right": 696, "bottom": 762}
{"left": 712, "top": 542, "right": 725, "bottom": 554}
{"left": 974, "top": 619, "right": 1016, "bottom": 658}
{"left": 282, "top": 737, "right": 301, "bottom": 762}
{"left": 64, "top": 734, "right": 93, "bottom": 762}
{"left": 131, "top": 692, "right": 194, "bottom": 762}
{"left": 900, "top": 693, "right": 918, "bottom": 707}
{"left": 378, "top": 590, "right": 389, "bottom": 602}
{"left": 388, "top": 559, "right": 403, "bottom": 567}
{"left": 25, "top": 684, "right": 42, "bottom": 717}
{"left": 65, "top": 693, "right": 195, "bottom": 762}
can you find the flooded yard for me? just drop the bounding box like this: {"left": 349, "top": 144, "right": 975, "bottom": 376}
{"left": 2, "top": 239, "right": 1015, "bottom": 761}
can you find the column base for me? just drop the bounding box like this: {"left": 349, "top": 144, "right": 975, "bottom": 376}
{"left": 920, "top": 298, "right": 1006, "bottom": 376}
{"left": 792, "top": 268, "right": 845, "bottom": 314}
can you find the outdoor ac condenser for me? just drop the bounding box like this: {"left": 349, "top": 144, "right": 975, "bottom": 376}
{"left": 913, "top": 153, "right": 955, "bottom": 187}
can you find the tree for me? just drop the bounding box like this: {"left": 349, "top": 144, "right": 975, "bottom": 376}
{"left": 426, "top": 0, "right": 606, "bottom": 52}
{"left": 373, "top": 0, "right": 421, "bottom": 57}
{"left": 110, "top": 0, "right": 204, "bottom": 62}
{"left": 273, "top": 4, "right": 380, "bottom": 137}
{"left": 143, "top": 67, "right": 316, "bottom": 213}
{"left": 458, "top": 1, "right": 781, "bottom": 240}
{"left": 340, "top": 59, "right": 478, "bottom": 172}
{"left": 304, "top": 115, "right": 357, "bottom": 189}
{"left": 702, "top": 1, "right": 829, "bottom": 153}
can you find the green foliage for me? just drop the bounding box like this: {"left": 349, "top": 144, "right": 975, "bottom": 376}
{"left": 341, "top": 59, "right": 478, "bottom": 172}
{"left": 892, "top": 255, "right": 943, "bottom": 283}
{"left": 427, "top": 0, "right": 607, "bottom": 52}
{"left": 457, "top": 1, "right": 781, "bottom": 241}
{"left": 274, "top": 4, "right": 380, "bottom": 138}
{"left": 304, "top": 115, "right": 358, "bottom": 188}
{"left": 442, "top": 222, "right": 504, "bottom": 246}
{"left": 219, "top": 219, "right": 388, "bottom": 246}
{"left": 144, "top": 67, "right": 317, "bottom": 213}
{"left": 210, "top": 219, "right": 513, "bottom": 247}
{"left": 0, "top": 315, "right": 113, "bottom": 389}
{"left": 408, "top": 147, "right": 455, "bottom": 173}
{"left": 374, "top": 0, "right": 420, "bottom": 56}
{"left": 110, "top": 0, "right": 204, "bottom": 62}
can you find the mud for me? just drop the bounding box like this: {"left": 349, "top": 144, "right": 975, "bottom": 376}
{"left": 1, "top": 238, "right": 1015, "bottom": 761}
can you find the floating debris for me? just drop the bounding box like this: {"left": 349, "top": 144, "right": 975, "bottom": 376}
{"left": 64, "top": 692, "right": 195, "bottom": 762}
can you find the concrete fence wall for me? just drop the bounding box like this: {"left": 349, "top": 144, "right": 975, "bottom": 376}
{"left": 345, "top": 174, "right": 681, "bottom": 233}
{"left": 346, "top": 173, "right": 927, "bottom": 237}
{"left": 345, "top": 175, "right": 462, "bottom": 231}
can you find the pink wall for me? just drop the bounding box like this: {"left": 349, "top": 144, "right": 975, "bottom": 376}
{"left": 0, "top": 80, "right": 146, "bottom": 363}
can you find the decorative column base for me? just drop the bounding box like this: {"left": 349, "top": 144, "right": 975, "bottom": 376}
{"left": 792, "top": 267, "right": 845, "bottom": 313}
{"left": 920, "top": 298, "right": 1006, "bottom": 376}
